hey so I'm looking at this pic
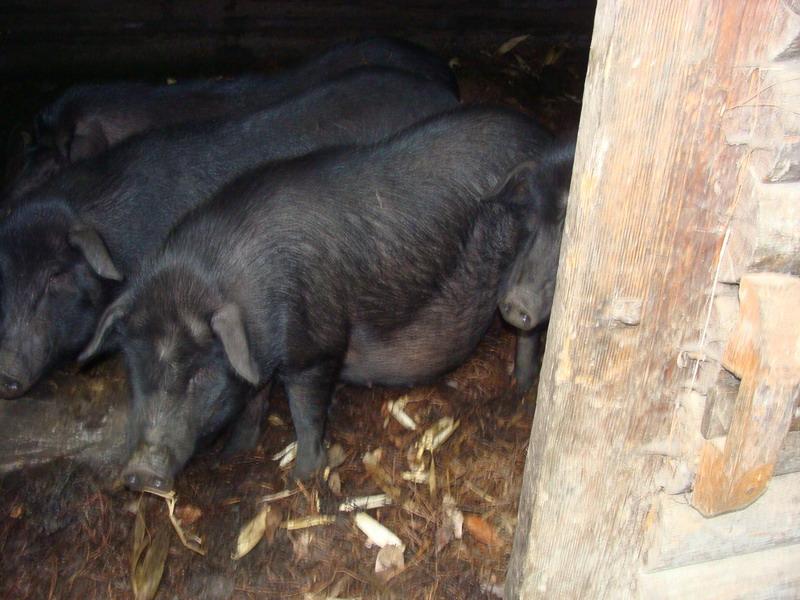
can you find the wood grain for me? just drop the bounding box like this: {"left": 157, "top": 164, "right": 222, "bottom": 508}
{"left": 643, "top": 471, "right": 800, "bottom": 571}
{"left": 639, "top": 542, "right": 800, "bottom": 600}
{"left": 505, "top": 2, "right": 795, "bottom": 597}
{"left": 692, "top": 273, "right": 800, "bottom": 516}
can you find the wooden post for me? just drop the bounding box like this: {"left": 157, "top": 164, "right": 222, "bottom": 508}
{"left": 505, "top": 1, "right": 796, "bottom": 598}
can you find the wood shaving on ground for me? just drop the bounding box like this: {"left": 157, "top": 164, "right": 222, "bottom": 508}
{"left": 354, "top": 512, "right": 405, "bottom": 550}
{"left": 338, "top": 494, "right": 392, "bottom": 512}
{"left": 284, "top": 515, "right": 337, "bottom": 530}
{"left": 272, "top": 441, "right": 297, "bottom": 468}
{"left": 385, "top": 395, "right": 417, "bottom": 430}
{"left": 497, "top": 34, "right": 529, "bottom": 55}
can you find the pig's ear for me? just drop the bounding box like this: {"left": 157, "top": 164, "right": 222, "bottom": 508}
{"left": 494, "top": 161, "right": 537, "bottom": 206}
{"left": 211, "top": 303, "right": 260, "bottom": 386}
{"left": 68, "top": 120, "right": 110, "bottom": 162}
{"left": 68, "top": 226, "right": 123, "bottom": 281}
{"left": 79, "top": 293, "right": 131, "bottom": 364}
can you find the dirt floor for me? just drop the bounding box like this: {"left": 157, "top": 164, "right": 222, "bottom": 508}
{"left": 0, "top": 38, "right": 588, "bottom": 600}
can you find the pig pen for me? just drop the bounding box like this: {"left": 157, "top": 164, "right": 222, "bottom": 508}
{"left": 0, "top": 7, "right": 591, "bottom": 599}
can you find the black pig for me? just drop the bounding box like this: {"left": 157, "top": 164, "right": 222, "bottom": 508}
{"left": 498, "top": 141, "right": 575, "bottom": 393}
{"left": 7, "top": 37, "right": 457, "bottom": 200}
{"left": 0, "top": 67, "right": 458, "bottom": 398}
{"left": 81, "top": 106, "right": 553, "bottom": 491}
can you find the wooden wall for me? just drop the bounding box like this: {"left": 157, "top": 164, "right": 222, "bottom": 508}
{"left": 0, "top": 1, "right": 595, "bottom": 78}
{"left": 506, "top": 1, "right": 800, "bottom": 598}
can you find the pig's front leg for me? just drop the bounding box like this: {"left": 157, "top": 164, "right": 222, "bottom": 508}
{"left": 223, "top": 381, "right": 272, "bottom": 456}
{"left": 284, "top": 363, "right": 337, "bottom": 480}
{"left": 514, "top": 327, "right": 542, "bottom": 396}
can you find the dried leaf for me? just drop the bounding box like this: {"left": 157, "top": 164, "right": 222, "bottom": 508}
{"left": 464, "top": 514, "right": 502, "bottom": 547}
{"left": 437, "top": 494, "right": 464, "bottom": 552}
{"left": 375, "top": 545, "right": 405, "bottom": 581}
{"left": 9, "top": 505, "right": 23, "bottom": 519}
{"left": 362, "top": 448, "right": 403, "bottom": 499}
{"left": 497, "top": 35, "right": 529, "bottom": 55}
{"left": 268, "top": 413, "right": 286, "bottom": 427}
{"left": 543, "top": 45, "right": 566, "bottom": 66}
{"left": 131, "top": 508, "right": 170, "bottom": 600}
{"left": 164, "top": 493, "right": 205, "bottom": 555}
{"left": 131, "top": 507, "right": 147, "bottom": 573}
{"left": 272, "top": 441, "right": 297, "bottom": 469}
{"left": 327, "top": 443, "right": 347, "bottom": 470}
{"left": 415, "top": 417, "right": 460, "bottom": 462}
{"left": 174, "top": 504, "right": 202, "bottom": 526}
{"left": 232, "top": 506, "right": 270, "bottom": 560}
{"left": 386, "top": 396, "right": 417, "bottom": 430}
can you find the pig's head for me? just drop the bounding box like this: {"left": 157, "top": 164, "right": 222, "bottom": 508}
{"left": 4, "top": 146, "right": 67, "bottom": 203}
{"left": 0, "top": 200, "right": 122, "bottom": 398}
{"left": 80, "top": 266, "right": 260, "bottom": 492}
{"left": 500, "top": 218, "right": 564, "bottom": 331}
{"left": 498, "top": 144, "right": 574, "bottom": 331}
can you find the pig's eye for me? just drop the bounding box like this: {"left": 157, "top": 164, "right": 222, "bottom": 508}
{"left": 189, "top": 366, "right": 214, "bottom": 388}
{"left": 46, "top": 270, "right": 71, "bottom": 291}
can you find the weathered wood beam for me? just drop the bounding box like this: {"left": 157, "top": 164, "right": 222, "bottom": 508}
{"left": 505, "top": 2, "right": 796, "bottom": 597}
{"left": 0, "top": 362, "right": 129, "bottom": 474}
{"left": 776, "top": 430, "right": 800, "bottom": 475}
{"left": 643, "top": 471, "right": 800, "bottom": 571}
{"left": 692, "top": 273, "right": 800, "bottom": 517}
{"left": 638, "top": 542, "right": 800, "bottom": 600}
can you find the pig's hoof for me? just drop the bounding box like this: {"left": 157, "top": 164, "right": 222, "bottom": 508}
{"left": 292, "top": 442, "right": 327, "bottom": 481}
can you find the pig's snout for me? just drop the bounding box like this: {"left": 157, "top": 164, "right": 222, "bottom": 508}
{"left": 0, "top": 347, "right": 38, "bottom": 398}
{"left": 501, "top": 289, "right": 536, "bottom": 331}
{"left": 123, "top": 468, "right": 174, "bottom": 494}
{"left": 122, "top": 444, "right": 176, "bottom": 493}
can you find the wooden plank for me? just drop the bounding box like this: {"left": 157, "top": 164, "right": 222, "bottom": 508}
{"left": 692, "top": 273, "right": 800, "bottom": 517}
{"left": 643, "top": 471, "right": 800, "bottom": 571}
{"left": 718, "top": 154, "right": 800, "bottom": 283}
{"left": 701, "top": 368, "right": 740, "bottom": 438}
{"left": 504, "top": 2, "right": 797, "bottom": 598}
{"left": 639, "top": 542, "right": 800, "bottom": 600}
{"left": 776, "top": 430, "right": 800, "bottom": 475}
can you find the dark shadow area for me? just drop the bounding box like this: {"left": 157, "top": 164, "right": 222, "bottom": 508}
{"left": 0, "top": 3, "right": 593, "bottom": 597}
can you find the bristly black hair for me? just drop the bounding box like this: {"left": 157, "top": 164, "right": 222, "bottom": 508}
{"left": 492, "top": 136, "right": 575, "bottom": 225}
